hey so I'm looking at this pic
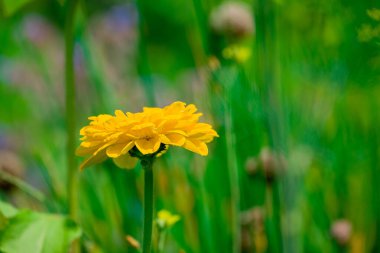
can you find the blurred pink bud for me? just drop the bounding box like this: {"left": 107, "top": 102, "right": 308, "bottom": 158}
{"left": 259, "top": 147, "right": 287, "bottom": 183}
{"left": 210, "top": 1, "right": 255, "bottom": 38}
{"left": 245, "top": 156, "right": 259, "bottom": 176}
{"left": 331, "top": 219, "right": 352, "bottom": 246}
{"left": 241, "top": 207, "right": 265, "bottom": 228}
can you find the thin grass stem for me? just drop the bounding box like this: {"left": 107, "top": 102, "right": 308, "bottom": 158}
{"left": 142, "top": 159, "right": 154, "bottom": 253}
{"left": 0, "top": 170, "right": 45, "bottom": 203}
{"left": 65, "top": 0, "right": 79, "bottom": 218}
{"left": 65, "top": 0, "right": 80, "bottom": 252}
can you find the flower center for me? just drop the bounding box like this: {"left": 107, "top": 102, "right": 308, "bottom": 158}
{"left": 143, "top": 136, "right": 153, "bottom": 141}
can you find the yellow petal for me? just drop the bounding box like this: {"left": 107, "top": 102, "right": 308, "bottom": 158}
{"left": 160, "top": 133, "right": 186, "bottom": 146}
{"left": 93, "top": 139, "right": 119, "bottom": 155}
{"left": 168, "top": 215, "right": 181, "bottom": 226}
{"left": 81, "top": 141, "right": 102, "bottom": 148}
{"left": 135, "top": 136, "right": 161, "bottom": 154}
{"left": 183, "top": 139, "right": 208, "bottom": 156}
{"left": 113, "top": 154, "right": 138, "bottom": 169}
{"left": 157, "top": 210, "right": 180, "bottom": 227}
{"left": 76, "top": 145, "right": 96, "bottom": 156}
{"left": 106, "top": 142, "right": 134, "bottom": 158}
{"left": 164, "top": 101, "right": 186, "bottom": 113}
{"left": 131, "top": 123, "right": 155, "bottom": 131}
{"left": 184, "top": 104, "right": 198, "bottom": 114}
{"left": 115, "top": 110, "right": 127, "bottom": 119}
{"left": 79, "top": 151, "right": 108, "bottom": 170}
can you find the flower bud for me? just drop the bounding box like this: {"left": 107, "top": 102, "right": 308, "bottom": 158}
{"left": 241, "top": 207, "right": 265, "bottom": 228}
{"left": 208, "top": 56, "right": 221, "bottom": 71}
{"left": 259, "top": 147, "right": 286, "bottom": 183}
{"left": 210, "top": 2, "right": 254, "bottom": 39}
{"left": 156, "top": 210, "right": 180, "bottom": 230}
{"left": 241, "top": 207, "right": 266, "bottom": 253}
{"left": 331, "top": 219, "right": 352, "bottom": 246}
{"left": 125, "top": 235, "right": 141, "bottom": 250}
{"left": 245, "top": 157, "right": 259, "bottom": 176}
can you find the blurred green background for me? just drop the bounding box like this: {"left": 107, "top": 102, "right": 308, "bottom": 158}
{"left": 0, "top": 0, "right": 380, "bottom": 252}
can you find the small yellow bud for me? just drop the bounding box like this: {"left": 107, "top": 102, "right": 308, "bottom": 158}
{"left": 125, "top": 235, "right": 141, "bottom": 250}
{"left": 156, "top": 210, "right": 180, "bottom": 230}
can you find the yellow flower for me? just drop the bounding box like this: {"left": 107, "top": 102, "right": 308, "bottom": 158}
{"left": 156, "top": 210, "right": 180, "bottom": 229}
{"left": 222, "top": 45, "right": 251, "bottom": 63}
{"left": 76, "top": 101, "right": 218, "bottom": 170}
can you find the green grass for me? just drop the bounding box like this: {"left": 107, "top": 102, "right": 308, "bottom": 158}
{"left": 0, "top": 0, "right": 380, "bottom": 252}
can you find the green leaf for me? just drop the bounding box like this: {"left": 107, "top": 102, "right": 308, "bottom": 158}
{"left": 2, "top": 0, "right": 33, "bottom": 16}
{"left": 0, "top": 202, "right": 81, "bottom": 253}
{"left": 0, "top": 212, "right": 8, "bottom": 231}
{"left": 0, "top": 202, "right": 18, "bottom": 219}
{"left": 0, "top": 201, "right": 18, "bottom": 231}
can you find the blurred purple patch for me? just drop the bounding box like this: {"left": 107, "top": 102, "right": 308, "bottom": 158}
{"left": 91, "top": 4, "right": 138, "bottom": 47}
{"left": 22, "top": 14, "right": 56, "bottom": 47}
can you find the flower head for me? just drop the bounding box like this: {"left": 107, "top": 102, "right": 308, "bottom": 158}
{"left": 76, "top": 101, "right": 218, "bottom": 170}
{"left": 210, "top": 1, "right": 255, "bottom": 38}
{"left": 156, "top": 210, "right": 180, "bottom": 230}
{"left": 222, "top": 45, "right": 251, "bottom": 63}
{"left": 331, "top": 219, "right": 352, "bottom": 246}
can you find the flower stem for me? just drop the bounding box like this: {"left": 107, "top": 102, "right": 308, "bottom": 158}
{"left": 142, "top": 159, "right": 154, "bottom": 253}
{"left": 65, "top": 0, "right": 79, "bottom": 252}
{"left": 65, "top": 0, "right": 79, "bottom": 219}
{"left": 191, "top": 0, "right": 208, "bottom": 55}
{"left": 135, "top": 0, "right": 156, "bottom": 107}
{"left": 225, "top": 108, "right": 241, "bottom": 253}
{"left": 157, "top": 229, "right": 167, "bottom": 253}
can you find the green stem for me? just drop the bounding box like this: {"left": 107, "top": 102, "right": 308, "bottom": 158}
{"left": 191, "top": 0, "right": 209, "bottom": 56}
{"left": 65, "top": 0, "right": 79, "bottom": 219}
{"left": 225, "top": 109, "right": 241, "bottom": 253}
{"left": 142, "top": 159, "right": 154, "bottom": 253}
{"left": 157, "top": 229, "right": 167, "bottom": 253}
{"left": 136, "top": 0, "right": 156, "bottom": 106}
{"left": 65, "top": 1, "right": 80, "bottom": 252}
{"left": 224, "top": 67, "right": 241, "bottom": 253}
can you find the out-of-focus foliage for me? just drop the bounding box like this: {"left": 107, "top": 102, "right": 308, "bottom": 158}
{"left": 0, "top": 0, "right": 380, "bottom": 252}
{"left": 0, "top": 201, "right": 81, "bottom": 253}
{"left": 2, "top": 0, "right": 33, "bottom": 16}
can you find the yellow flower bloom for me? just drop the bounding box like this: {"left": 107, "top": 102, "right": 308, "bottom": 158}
{"left": 76, "top": 101, "right": 218, "bottom": 170}
{"left": 156, "top": 210, "right": 180, "bottom": 229}
{"left": 222, "top": 45, "right": 251, "bottom": 63}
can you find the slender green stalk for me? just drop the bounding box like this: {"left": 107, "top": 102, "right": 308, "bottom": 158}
{"left": 222, "top": 67, "right": 241, "bottom": 253}
{"left": 142, "top": 159, "right": 154, "bottom": 253}
{"left": 0, "top": 170, "right": 45, "bottom": 202}
{"left": 65, "top": 1, "right": 80, "bottom": 252}
{"left": 157, "top": 229, "right": 167, "bottom": 253}
{"left": 224, "top": 96, "right": 241, "bottom": 253}
{"left": 255, "top": 0, "right": 283, "bottom": 252}
{"left": 65, "top": 0, "right": 79, "bottom": 219}
{"left": 136, "top": 0, "right": 156, "bottom": 106}
{"left": 191, "top": 0, "right": 209, "bottom": 56}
